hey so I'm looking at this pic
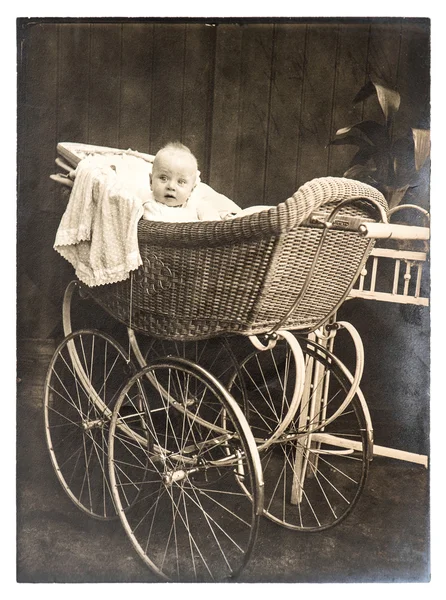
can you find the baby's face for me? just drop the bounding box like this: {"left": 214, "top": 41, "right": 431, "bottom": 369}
{"left": 150, "top": 150, "right": 197, "bottom": 207}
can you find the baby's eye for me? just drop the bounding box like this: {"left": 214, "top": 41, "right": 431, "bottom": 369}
{"left": 159, "top": 175, "right": 167, "bottom": 182}
{"left": 178, "top": 179, "right": 187, "bottom": 185}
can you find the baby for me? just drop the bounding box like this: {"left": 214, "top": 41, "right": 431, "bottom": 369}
{"left": 142, "top": 142, "right": 225, "bottom": 222}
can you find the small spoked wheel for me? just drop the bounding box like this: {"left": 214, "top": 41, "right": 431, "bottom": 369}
{"left": 228, "top": 336, "right": 371, "bottom": 531}
{"left": 108, "top": 357, "right": 263, "bottom": 582}
{"left": 44, "top": 330, "right": 135, "bottom": 520}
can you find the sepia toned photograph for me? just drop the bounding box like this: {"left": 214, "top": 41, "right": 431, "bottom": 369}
{"left": 16, "top": 16, "right": 430, "bottom": 585}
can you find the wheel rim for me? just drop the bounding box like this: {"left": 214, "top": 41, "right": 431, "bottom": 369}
{"left": 44, "top": 330, "right": 134, "bottom": 520}
{"left": 228, "top": 337, "right": 370, "bottom": 531}
{"left": 108, "top": 357, "right": 262, "bottom": 582}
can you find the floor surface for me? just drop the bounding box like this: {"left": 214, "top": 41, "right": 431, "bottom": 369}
{"left": 16, "top": 339, "right": 430, "bottom": 585}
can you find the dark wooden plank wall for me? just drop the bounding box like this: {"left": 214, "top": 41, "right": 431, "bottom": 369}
{"left": 17, "top": 19, "right": 430, "bottom": 340}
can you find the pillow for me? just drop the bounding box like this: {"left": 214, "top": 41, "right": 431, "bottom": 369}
{"left": 192, "top": 182, "right": 242, "bottom": 218}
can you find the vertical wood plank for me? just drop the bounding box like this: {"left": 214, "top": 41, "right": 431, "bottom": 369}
{"left": 264, "top": 24, "right": 306, "bottom": 204}
{"left": 17, "top": 22, "right": 61, "bottom": 338}
{"left": 236, "top": 24, "right": 274, "bottom": 207}
{"left": 296, "top": 23, "right": 339, "bottom": 186}
{"left": 394, "top": 20, "right": 430, "bottom": 137}
{"left": 368, "top": 21, "right": 402, "bottom": 86}
{"left": 88, "top": 23, "right": 122, "bottom": 147}
{"left": 149, "top": 23, "right": 187, "bottom": 152}
{"left": 182, "top": 23, "right": 216, "bottom": 181}
{"left": 120, "top": 23, "right": 154, "bottom": 153}
{"left": 19, "top": 22, "right": 59, "bottom": 217}
{"left": 51, "top": 24, "right": 91, "bottom": 321}
{"left": 364, "top": 22, "right": 402, "bottom": 124}
{"left": 328, "top": 24, "right": 370, "bottom": 177}
{"left": 208, "top": 24, "right": 243, "bottom": 200}
{"left": 57, "top": 23, "right": 91, "bottom": 145}
{"left": 393, "top": 20, "right": 430, "bottom": 208}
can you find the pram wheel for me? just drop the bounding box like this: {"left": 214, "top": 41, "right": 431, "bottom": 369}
{"left": 108, "top": 357, "right": 263, "bottom": 582}
{"left": 44, "top": 330, "right": 135, "bottom": 519}
{"left": 228, "top": 336, "right": 371, "bottom": 531}
{"left": 132, "top": 335, "right": 247, "bottom": 394}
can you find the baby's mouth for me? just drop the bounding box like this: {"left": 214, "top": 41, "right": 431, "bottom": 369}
{"left": 163, "top": 194, "right": 183, "bottom": 207}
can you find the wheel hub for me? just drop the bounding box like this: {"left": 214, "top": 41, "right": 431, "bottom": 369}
{"left": 82, "top": 418, "right": 106, "bottom": 431}
{"left": 162, "top": 466, "right": 199, "bottom": 486}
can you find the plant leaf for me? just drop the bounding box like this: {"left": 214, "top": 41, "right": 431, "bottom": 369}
{"left": 353, "top": 80, "right": 400, "bottom": 123}
{"left": 412, "top": 128, "right": 431, "bottom": 170}
{"left": 327, "top": 135, "right": 368, "bottom": 147}
{"left": 335, "top": 120, "right": 389, "bottom": 149}
{"left": 374, "top": 82, "right": 401, "bottom": 122}
{"left": 352, "top": 80, "right": 377, "bottom": 104}
{"left": 343, "top": 164, "right": 378, "bottom": 185}
{"left": 348, "top": 146, "right": 377, "bottom": 167}
{"left": 336, "top": 125, "right": 358, "bottom": 136}
{"left": 383, "top": 185, "right": 411, "bottom": 209}
{"left": 391, "top": 136, "right": 416, "bottom": 186}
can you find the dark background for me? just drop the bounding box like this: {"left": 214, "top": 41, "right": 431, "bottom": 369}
{"left": 16, "top": 18, "right": 430, "bottom": 453}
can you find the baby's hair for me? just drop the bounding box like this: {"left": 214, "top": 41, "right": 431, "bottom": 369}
{"left": 155, "top": 141, "right": 198, "bottom": 170}
{"left": 162, "top": 141, "right": 193, "bottom": 154}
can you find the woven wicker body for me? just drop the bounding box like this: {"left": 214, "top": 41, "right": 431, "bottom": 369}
{"left": 87, "top": 177, "right": 387, "bottom": 341}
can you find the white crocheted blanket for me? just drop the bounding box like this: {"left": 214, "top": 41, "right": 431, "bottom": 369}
{"left": 54, "top": 154, "right": 149, "bottom": 286}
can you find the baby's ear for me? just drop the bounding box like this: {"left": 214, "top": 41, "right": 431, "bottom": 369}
{"left": 149, "top": 173, "right": 153, "bottom": 188}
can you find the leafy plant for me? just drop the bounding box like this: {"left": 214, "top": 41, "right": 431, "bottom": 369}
{"left": 328, "top": 79, "right": 430, "bottom": 208}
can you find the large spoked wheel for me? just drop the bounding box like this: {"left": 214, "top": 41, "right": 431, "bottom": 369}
{"left": 130, "top": 334, "right": 248, "bottom": 397}
{"left": 44, "top": 330, "right": 135, "bottom": 520}
{"left": 108, "top": 357, "right": 263, "bottom": 582}
{"left": 228, "top": 336, "right": 371, "bottom": 531}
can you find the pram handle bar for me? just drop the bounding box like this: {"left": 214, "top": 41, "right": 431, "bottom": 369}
{"left": 358, "top": 222, "right": 430, "bottom": 241}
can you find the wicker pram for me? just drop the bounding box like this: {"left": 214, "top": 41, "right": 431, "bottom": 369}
{"left": 83, "top": 176, "right": 388, "bottom": 341}
{"left": 47, "top": 143, "right": 396, "bottom": 581}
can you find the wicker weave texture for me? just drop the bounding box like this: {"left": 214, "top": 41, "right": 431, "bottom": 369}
{"left": 90, "top": 177, "right": 388, "bottom": 340}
